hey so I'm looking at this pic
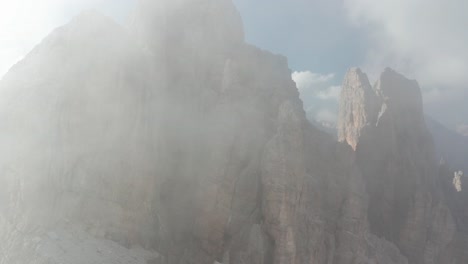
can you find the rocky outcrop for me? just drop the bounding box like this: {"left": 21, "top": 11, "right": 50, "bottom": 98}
{"left": 338, "top": 67, "right": 463, "bottom": 263}
{"left": 338, "top": 68, "right": 380, "bottom": 150}
{"left": 262, "top": 101, "right": 408, "bottom": 264}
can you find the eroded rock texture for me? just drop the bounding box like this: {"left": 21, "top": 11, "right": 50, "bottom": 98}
{"left": 338, "top": 68, "right": 380, "bottom": 150}
{"left": 338, "top": 67, "right": 467, "bottom": 264}
{"left": 0, "top": 0, "right": 465, "bottom": 263}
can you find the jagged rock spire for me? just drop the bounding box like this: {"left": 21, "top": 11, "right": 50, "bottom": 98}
{"left": 338, "top": 67, "right": 454, "bottom": 263}
{"left": 337, "top": 67, "right": 379, "bottom": 150}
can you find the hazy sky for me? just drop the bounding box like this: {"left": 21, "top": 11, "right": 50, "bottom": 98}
{"left": 0, "top": 0, "right": 466, "bottom": 127}
{"left": 0, "top": 0, "right": 134, "bottom": 78}
{"left": 235, "top": 0, "right": 468, "bottom": 127}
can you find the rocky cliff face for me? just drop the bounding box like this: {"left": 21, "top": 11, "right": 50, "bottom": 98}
{"left": 338, "top": 67, "right": 468, "bottom": 264}
{"left": 337, "top": 68, "right": 380, "bottom": 150}
{"left": 0, "top": 1, "right": 465, "bottom": 264}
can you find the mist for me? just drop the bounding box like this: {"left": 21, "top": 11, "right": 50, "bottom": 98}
{"left": 0, "top": 0, "right": 466, "bottom": 263}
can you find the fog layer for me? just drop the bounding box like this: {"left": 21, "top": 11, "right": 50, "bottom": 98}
{"left": 0, "top": 0, "right": 466, "bottom": 263}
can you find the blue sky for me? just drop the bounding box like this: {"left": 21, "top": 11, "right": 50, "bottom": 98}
{"left": 233, "top": 0, "right": 369, "bottom": 75}
{"left": 232, "top": 0, "right": 370, "bottom": 123}
{"left": 0, "top": 0, "right": 467, "bottom": 128}
{"left": 0, "top": 0, "right": 365, "bottom": 78}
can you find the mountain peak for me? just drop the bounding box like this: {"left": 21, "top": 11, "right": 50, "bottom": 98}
{"left": 338, "top": 67, "right": 427, "bottom": 150}
{"left": 338, "top": 67, "right": 379, "bottom": 150}
{"left": 347, "top": 66, "right": 364, "bottom": 74}
{"left": 344, "top": 67, "right": 368, "bottom": 83}
{"left": 129, "top": 0, "right": 244, "bottom": 54}
{"left": 66, "top": 9, "right": 121, "bottom": 33}
{"left": 374, "top": 68, "right": 423, "bottom": 114}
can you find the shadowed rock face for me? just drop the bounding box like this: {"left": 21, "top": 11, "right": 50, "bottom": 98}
{"left": 338, "top": 67, "right": 466, "bottom": 264}
{"left": 359, "top": 69, "right": 442, "bottom": 264}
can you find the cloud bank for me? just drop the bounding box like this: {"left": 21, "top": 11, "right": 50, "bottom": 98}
{"left": 345, "top": 0, "right": 468, "bottom": 86}
{"left": 344, "top": 0, "right": 468, "bottom": 126}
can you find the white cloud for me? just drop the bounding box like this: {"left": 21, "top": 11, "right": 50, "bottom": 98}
{"left": 344, "top": 0, "right": 468, "bottom": 89}
{"left": 317, "top": 85, "right": 341, "bottom": 100}
{"left": 315, "top": 109, "right": 337, "bottom": 123}
{"left": 292, "top": 71, "right": 341, "bottom": 124}
{"left": 0, "top": 0, "right": 134, "bottom": 79}
{"left": 343, "top": 0, "right": 468, "bottom": 127}
{"left": 292, "top": 71, "right": 334, "bottom": 92}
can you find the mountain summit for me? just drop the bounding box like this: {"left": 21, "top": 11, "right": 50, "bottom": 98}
{"left": 338, "top": 67, "right": 467, "bottom": 264}
{"left": 338, "top": 67, "right": 379, "bottom": 150}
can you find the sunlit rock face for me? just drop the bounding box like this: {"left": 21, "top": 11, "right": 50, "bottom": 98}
{"left": 338, "top": 67, "right": 380, "bottom": 150}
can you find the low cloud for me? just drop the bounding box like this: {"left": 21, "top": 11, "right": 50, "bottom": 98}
{"left": 317, "top": 85, "right": 341, "bottom": 100}
{"left": 292, "top": 71, "right": 341, "bottom": 124}
{"left": 343, "top": 0, "right": 468, "bottom": 126}
{"left": 292, "top": 71, "right": 335, "bottom": 92}
{"left": 315, "top": 109, "right": 337, "bottom": 123}
{"left": 344, "top": 0, "right": 468, "bottom": 87}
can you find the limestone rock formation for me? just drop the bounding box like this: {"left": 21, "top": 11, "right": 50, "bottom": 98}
{"left": 338, "top": 67, "right": 466, "bottom": 264}
{"left": 0, "top": 0, "right": 465, "bottom": 263}
{"left": 338, "top": 68, "right": 380, "bottom": 150}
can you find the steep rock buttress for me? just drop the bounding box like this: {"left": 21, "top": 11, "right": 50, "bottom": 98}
{"left": 338, "top": 67, "right": 461, "bottom": 264}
